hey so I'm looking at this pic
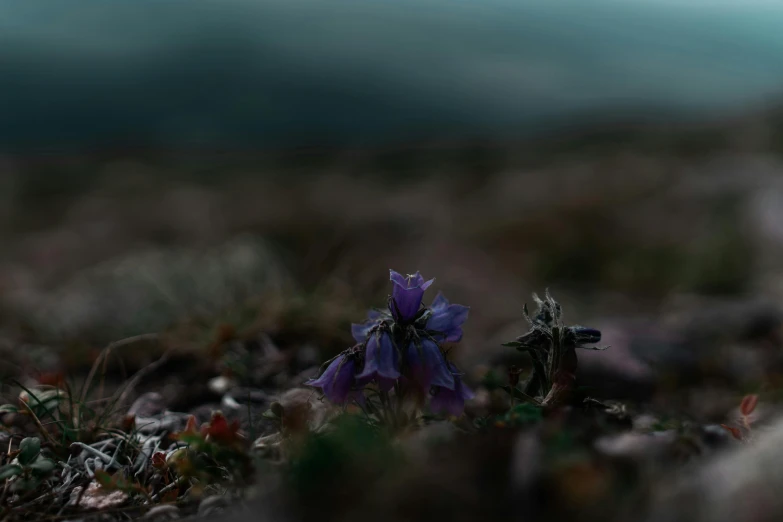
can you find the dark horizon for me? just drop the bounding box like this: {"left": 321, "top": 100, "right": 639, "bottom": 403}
{"left": 4, "top": 0, "right": 783, "bottom": 151}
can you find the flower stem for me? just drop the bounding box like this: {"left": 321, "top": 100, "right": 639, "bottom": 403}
{"left": 393, "top": 382, "right": 407, "bottom": 427}
{"left": 379, "top": 391, "right": 395, "bottom": 429}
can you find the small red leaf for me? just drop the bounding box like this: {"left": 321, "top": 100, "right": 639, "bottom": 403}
{"left": 203, "top": 411, "right": 241, "bottom": 444}
{"left": 172, "top": 414, "right": 203, "bottom": 443}
{"left": 720, "top": 424, "right": 743, "bottom": 441}
{"left": 36, "top": 372, "right": 64, "bottom": 387}
{"left": 184, "top": 415, "right": 198, "bottom": 434}
{"left": 122, "top": 415, "right": 136, "bottom": 432}
{"left": 740, "top": 394, "right": 759, "bottom": 417}
{"left": 151, "top": 452, "right": 167, "bottom": 469}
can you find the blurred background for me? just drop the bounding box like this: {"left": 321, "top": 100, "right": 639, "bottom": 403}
{"left": 3, "top": 0, "right": 783, "bottom": 417}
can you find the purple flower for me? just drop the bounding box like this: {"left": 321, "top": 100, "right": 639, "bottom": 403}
{"left": 390, "top": 270, "right": 434, "bottom": 323}
{"left": 406, "top": 339, "right": 455, "bottom": 391}
{"left": 357, "top": 331, "right": 400, "bottom": 391}
{"left": 306, "top": 351, "right": 360, "bottom": 404}
{"left": 429, "top": 365, "right": 475, "bottom": 417}
{"left": 426, "top": 292, "right": 470, "bottom": 343}
{"left": 351, "top": 310, "right": 383, "bottom": 343}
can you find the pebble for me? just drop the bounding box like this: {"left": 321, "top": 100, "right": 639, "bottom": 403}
{"left": 197, "top": 495, "right": 229, "bottom": 517}
{"left": 143, "top": 505, "right": 180, "bottom": 520}
{"left": 208, "top": 376, "right": 237, "bottom": 395}
{"left": 127, "top": 392, "right": 166, "bottom": 418}
{"left": 594, "top": 431, "right": 676, "bottom": 460}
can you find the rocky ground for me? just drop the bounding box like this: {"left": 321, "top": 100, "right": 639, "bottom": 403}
{"left": 3, "top": 134, "right": 783, "bottom": 521}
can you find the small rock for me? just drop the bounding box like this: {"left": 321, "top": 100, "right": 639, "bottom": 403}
{"left": 143, "top": 505, "right": 180, "bottom": 520}
{"left": 276, "top": 388, "right": 333, "bottom": 433}
{"left": 226, "top": 388, "right": 270, "bottom": 404}
{"left": 220, "top": 395, "right": 242, "bottom": 413}
{"left": 198, "top": 495, "right": 229, "bottom": 517}
{"left": 208, "top": 376, "right": 237, "bottom": 395}
{"left": 595, "top": 431, "right": 676, "bottom": 459}
{"left": 633, "top": 414, "right": 659, "bottom": 431}
{"left": 69, "top": 482, "right": 128, "bottom": 510}
{"left": 134, "top": 412, "right": 188, "bottom": 435}
{"left": 127, "top": 392, "right": 166, "bottom": 418}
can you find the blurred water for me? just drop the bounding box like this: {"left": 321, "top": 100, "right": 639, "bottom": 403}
{"left": 2, "top": 0, "right": 783, "bottom": 149}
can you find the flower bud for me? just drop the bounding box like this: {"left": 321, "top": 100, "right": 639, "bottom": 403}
{"left": 508, "top": 365, "right": 523, "bottom": 388}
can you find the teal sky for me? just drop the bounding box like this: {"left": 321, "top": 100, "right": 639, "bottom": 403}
{"left": 3, "top": 0, "right": 783, "bottom": 149}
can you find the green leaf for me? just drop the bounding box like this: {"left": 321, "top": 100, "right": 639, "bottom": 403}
{"left": 177, "top": 433, "right": 205, "bottom": 446}
{"left": 498, "top": 403, "right": 543, "bottom": 426}
{"left": 501, "top": 341, "right": 523, "bottom": 348}
{"left": 0, "top": 464, "right": 22, "bottom": 480}
{"left": 0, "top": 404, "right": 18, "bottom": 414}
{"left": 10, "top": 476, "right": 40, "bottom": 493}
{"left": 34, "top": 389, "right": 63, "bottom": 403}
{"left": 18, "top": 437, "right": 41, "bottom": 466}
{"left": 26, "top": 389, "right": 64, "bottom": 416}
{"left": 29, "top": 458, "right": 56, "bottom": 476}
{"left": 94, "top": 469, "right": 146, "bottom": 493}
{"left": 94, "top": 469, "right": 114, "bottom": 488}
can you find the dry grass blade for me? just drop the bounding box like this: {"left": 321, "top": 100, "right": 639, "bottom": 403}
{"left": 79, "top": 333, "right": 161, "bottom": 406}
{"left": 17, "top": 400, "right": 58, "bottom": 448}
{"left": 111, "top": 348, "right": 173, "bottom": 412}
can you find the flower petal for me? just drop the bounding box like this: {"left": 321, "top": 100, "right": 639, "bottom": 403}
{"left": 348, "top": 389, "right": 367, "bottom": 408}
{"left": 458, "top": 379, "right": 475, "bottom": 402}
{"left": 406, "top": 339, "right": 455, "bottom": 390}
{"left": 429, "top": 367, "right": 473, "bottom": 416}
{"left": 571, "top": 326, "right": 602, "bottom": 345}
{"left": 306, "top": 355, "right": 357, "bottom": 404}
{"left": 389, "top": 270, "right": 434, "bottom": 322}
{"left": 351, "top": 309, "right": 386, "bottom": 342}
{"left": 389, "top": 269, "right": 408, "bottom": 288}
{"left": 426, "top": 293, "right": 470, "bottom": 342}
{"left": 431, "top": 292, "right": 450, "bottom": 309}
{"left": 429, "top": 387, "right": 461, "bottom": 417}
{"left": 305, "top": 356, "right": 343, "bottom": 388}
{"left": 357, "top": 332, "right": 401, "bottom": 384}
{"left": 351, "top": 322, "right": 373, "bottom": 343}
